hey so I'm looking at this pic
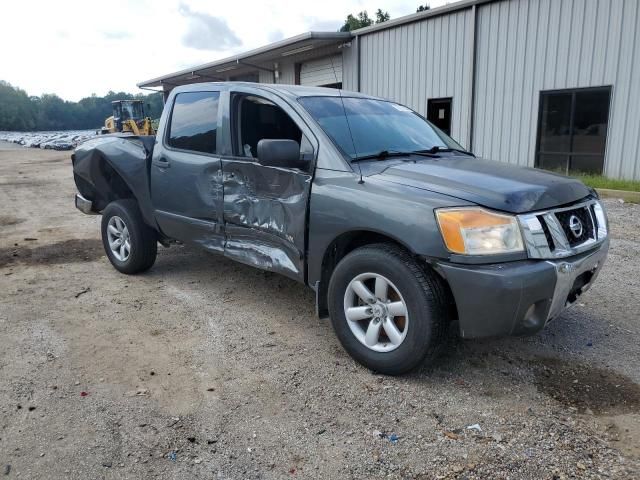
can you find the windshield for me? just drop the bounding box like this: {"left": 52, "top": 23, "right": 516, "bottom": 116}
{"left": 298, "top": 96, "right": 464, "bottom": 160}
{"left": 120, "top": 101, "right": 144, "bottom": 121}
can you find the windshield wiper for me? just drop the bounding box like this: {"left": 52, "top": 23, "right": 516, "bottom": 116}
{"left": 418, "top": 146, "right": 475, "bottom": 157}
{"left": 352, "top": 149, "right": 439, "bottom": 162}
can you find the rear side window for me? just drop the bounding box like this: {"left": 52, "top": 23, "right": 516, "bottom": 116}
{"left": 168, "top": 91, "right": 219, "bottom": 154}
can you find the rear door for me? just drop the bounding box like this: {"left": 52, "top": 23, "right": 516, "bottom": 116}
{"left": 219, "top": 87, "right": 317, "bottom": 282}
{"left": 150, "top": 88, "right": 225, "bottom": 252}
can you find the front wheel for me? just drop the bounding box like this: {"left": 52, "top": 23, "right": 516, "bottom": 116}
{"left": 101, "top": 199, "right": 157, "bottom": 274}
{"left": 328, "top": 244, "right": 449, "bottom": 375}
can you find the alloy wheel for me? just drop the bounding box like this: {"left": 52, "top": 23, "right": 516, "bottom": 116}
{"left": 343, "top": 272, "right": 409, "bottom": 352}
{"left": 106, "top": 215, "right": 131, "bottom": 262}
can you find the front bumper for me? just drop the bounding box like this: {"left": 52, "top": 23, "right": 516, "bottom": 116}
{"left": 436, "top": 239, "right": 609, "bottom": 338}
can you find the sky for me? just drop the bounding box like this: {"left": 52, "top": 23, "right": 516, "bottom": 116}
{"left": 0, "top": 0, "right": 450, "bottom": 101}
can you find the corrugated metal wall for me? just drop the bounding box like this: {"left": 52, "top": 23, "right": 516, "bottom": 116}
{"left": 277, "top": 63, "right": 296, "bottom": 85}
{"left": 258, "top": 45, "right": 346, "bottom": 86}
{"left": 342, "top": 0, "right": 640, "bottom": 179}
{"left": 300, "top": 55, "right": 342, "bottom": 86}
{"left": 353, "top": 8, "right": 475, "bottom": 148}
{"left": 258, "top": 69, "right": 273, "bottom": 83}
{"left": 257, "top": 64, "right": 294, "bottom": 84}
{"left": 473, "top": 0, "right": 640, "bottom": 179}
{"left": 342, "top": 38, "right": 358, "bottom": 91}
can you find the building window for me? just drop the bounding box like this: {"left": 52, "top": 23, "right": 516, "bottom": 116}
{"left": 536, "top": 87, "right": 611, "bottom": 175}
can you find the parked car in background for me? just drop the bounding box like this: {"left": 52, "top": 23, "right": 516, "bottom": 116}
{"left": 72, "top": 83, "right": 609, "bottom": 375}
{"left": 0, "top": 131, "right": 96, "bottom": 150}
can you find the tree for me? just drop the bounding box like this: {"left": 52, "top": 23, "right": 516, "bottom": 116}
{"left": 375, "top": 9, "right": 390, "bottom": 23}
{"left": 0, "top": 81, "right": 37, "bottom": 131}
{"left": 0, "top": 80, "right": 164, "bottom": 131}
{"left": 339, "top": 9, "right": 390, "bottom": 32}
{"left": 417, "top": 4, "right": 431, "bottom": 12}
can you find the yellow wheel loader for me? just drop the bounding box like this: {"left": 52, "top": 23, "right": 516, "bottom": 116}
{"left": 100, "top": 100, "right": 155, "bottom": 136}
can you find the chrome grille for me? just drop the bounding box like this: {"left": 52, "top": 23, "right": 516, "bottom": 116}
{"left": 554, "top": 206, "right": 595, "bottom": 247}
{"left": 537, "top": 214, "right": 556, "bottom": 252}
{"left": 518, "top": 200, "right": 607, "bottom": 259}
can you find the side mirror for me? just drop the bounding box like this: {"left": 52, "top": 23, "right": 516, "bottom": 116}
{"left": 257, "top": 139, "right": 306, "bottom": 169}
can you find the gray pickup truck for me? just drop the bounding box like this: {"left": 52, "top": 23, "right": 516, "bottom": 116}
{"left": 72, "top": 82, "right": 609, "bottom": 375}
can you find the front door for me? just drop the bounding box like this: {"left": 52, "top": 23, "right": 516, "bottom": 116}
{"left": 427, "top": 98, "right": 452, "bottom": 136}
{"left": 150, "top": 89, "right": 225, "bottom": 252}
{"left": 220, "top": 89, "right": 316, "bottom": 282}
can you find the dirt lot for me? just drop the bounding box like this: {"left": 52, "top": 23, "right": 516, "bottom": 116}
{"left": 1, "top": 141, "right": 639, "bottom": 479}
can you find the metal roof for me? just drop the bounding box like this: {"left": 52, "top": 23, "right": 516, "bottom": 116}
{"left": 138, "top": 32, "right": 352, "bottom": 89}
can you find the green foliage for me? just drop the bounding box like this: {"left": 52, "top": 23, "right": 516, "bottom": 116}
{"left": 417, "top": 4, "right": 431, "bottom": 12}
{"left": 0, "top": 80, "right": 163, "bottom": 131}
{"left": 339, "top": 9, "right": 390, "bottom": 32}
{"left": 0, "top": 81, "right": 37, "bottom": 131}
{"left": 375, "top": 9, "right": 390, "bottom": 23}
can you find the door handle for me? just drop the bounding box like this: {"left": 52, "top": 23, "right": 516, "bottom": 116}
{"left": 153, "top": 157, "right": 170, "bottom": 168}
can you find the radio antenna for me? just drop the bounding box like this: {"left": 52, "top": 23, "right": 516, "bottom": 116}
{"left": 329, "top": 55, "right": 363, "bottom": 184}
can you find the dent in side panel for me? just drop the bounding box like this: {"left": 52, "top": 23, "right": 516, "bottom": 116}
{"left": 222, "top": 159, "right": 311, "bottom": 281}
{"left": 72, "top": 135, "right": 156, "bottom": 226}
{"left": 224, "top": 226, "right": 299, "bottom": 277}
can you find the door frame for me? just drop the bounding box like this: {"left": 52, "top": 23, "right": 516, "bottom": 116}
{"left": 218, "top": 85, "right": 320, "bottom": 283}
{"left": 150, "top": 85, "right": 226, "bottom": 248}
{"left": 427, "top": 97, "right": 453, "bottom": 136}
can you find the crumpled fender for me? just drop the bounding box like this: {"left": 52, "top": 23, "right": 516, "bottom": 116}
{"left": 72, "top": 134, "right": 156, "bottom": 226}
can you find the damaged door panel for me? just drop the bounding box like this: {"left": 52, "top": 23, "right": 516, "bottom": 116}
{"left": 150, "top": 90, "right": 224, "bottom": 252}
{"left": 222, "top": 160, "right": 311, "bottom": 280}
{"left": 220, "top": 89, "right": 316, "bottom": 282}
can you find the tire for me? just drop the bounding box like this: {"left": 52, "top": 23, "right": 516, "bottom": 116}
{"left": 101, "top": 199, "right": 157, "bottom": 274}
{"left": 328, "top": 243, "right": 449, "bottom": 375}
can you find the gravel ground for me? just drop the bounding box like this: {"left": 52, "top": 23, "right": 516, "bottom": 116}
{"left": 0, "top": 141, "right": 639, "bottom": 479}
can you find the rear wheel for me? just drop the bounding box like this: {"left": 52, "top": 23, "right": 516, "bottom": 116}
{"left": 101, "top": 199, "right": 157, "bottom": 274}
{"left": 328, "top": 244, "right": 449, "bottom": 375}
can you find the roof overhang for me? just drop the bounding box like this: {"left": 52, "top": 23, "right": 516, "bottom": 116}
{"left": 138, "top": 31, "right": 352, "bottom": 89}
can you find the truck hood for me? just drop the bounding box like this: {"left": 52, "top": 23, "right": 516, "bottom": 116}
{"left": 370, "top": 156, "right": 591, "bottom": 213}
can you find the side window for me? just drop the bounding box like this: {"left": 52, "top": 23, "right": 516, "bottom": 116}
{"left": 234, "top": 95, "right": 304, "bottom": 159}
{"left": 168, "top": 91, "right": 220, "bottom": 154}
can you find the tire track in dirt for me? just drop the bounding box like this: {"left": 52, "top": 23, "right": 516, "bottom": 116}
{"left": 0, "top": 238, "right": 103, "bottom": 268}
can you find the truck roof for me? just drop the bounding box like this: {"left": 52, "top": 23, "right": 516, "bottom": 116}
{"left": 170, "top": 82, "right": 380, "bottom": 100}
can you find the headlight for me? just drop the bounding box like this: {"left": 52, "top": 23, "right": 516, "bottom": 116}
{"left": 435, "top": 207, "right": 524, "bottom": 255}
{"left": 593, "top": 201, "right": 608, "bottom": 238}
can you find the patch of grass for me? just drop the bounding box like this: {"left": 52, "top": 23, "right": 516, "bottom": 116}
{"left": 571, "top": 173, "right": 640, "bottom": 192}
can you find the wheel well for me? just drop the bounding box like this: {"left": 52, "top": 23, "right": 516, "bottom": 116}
{"left": 77, "top": 157, "right": 135, "bottom": 212}
{"left": 316, "top": 231, "right": 457, "bottom": 321}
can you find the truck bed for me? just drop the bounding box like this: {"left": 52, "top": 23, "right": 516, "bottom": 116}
{"left": 72, "top": 134, "right": 157, "bottom": 226}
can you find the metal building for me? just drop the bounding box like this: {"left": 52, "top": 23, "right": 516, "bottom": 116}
{"left": 139, "top": 0, "right": 640, "bottom": 180}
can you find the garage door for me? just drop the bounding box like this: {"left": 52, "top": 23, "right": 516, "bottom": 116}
{"left": 300, "top": 55, "right": 342, "bottom": 87}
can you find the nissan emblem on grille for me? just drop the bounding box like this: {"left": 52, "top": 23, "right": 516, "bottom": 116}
{"left": 568, "top": 215, "right": 583, "bottom": 238}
